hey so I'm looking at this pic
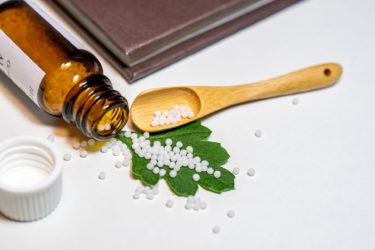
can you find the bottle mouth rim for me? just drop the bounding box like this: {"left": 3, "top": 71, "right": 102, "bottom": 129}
{"left": 91, "top": 103, "right": 129, "bottom": 140}
{"left": 62, "top": 74, "right": 129, "bottom": 140}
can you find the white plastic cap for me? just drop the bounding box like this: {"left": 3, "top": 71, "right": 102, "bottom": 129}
{"left": 0, "top": 137, "right": 62, "bottom": 221}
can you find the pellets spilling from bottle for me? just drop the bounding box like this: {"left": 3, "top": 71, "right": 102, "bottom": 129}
{"left": 151, "top": 104, "right": 195, "bottom": 127}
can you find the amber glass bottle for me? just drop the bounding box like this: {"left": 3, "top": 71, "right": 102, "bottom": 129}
{"left": 0, "top": 0, "right": 129, "bottom": 140}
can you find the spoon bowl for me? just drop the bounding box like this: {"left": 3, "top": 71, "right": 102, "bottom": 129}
{"left": 130, "top": 63, "right": 343, "bottom": 132}
{"left": 131, "top": 87, "right": 202, "bottom": 132}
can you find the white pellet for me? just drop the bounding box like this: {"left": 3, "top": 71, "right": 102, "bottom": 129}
{"left": 132, "top": 193, "right": 140, "bottom": 200}
{"left": 207, "top": 167, "right": 214, "bottom": 174}
{"left": 254, "top": 130, "right": 262, "bottom": 138}
{"left": 47, "top": 134, "right": 55, "bottom": 142}
{"left": 186, "top": 146, "right": 193, "bottom": 153}
{"left": 176, "top": 141, "right": 183, "bottom": 148}
{"left": 193, "top": 202, "right": 200, "bottom": 211}
{"left": 165, "top": 199, "right": 174, "bottom": 208}
{"left": 72, "top": 141, "right": 81, "bottom": 150}
{"left": 212, "top": 226, "right": 221, "bottom": 234}
{"left": 98, "top": 171, "right": 106, "bottom": 180}
{"left": 159, "top": 169, "right": 166, "bottom": 177}
{"left": 185, "top": 203, "right": 192, "bottom": 210}
{"left": 169, "top": 170, "right": 177, "bottom": 178}
{"left": 247, "top": 168, "right": 255, "bottom": 176}
{"left": 152, "top": 185, "right": 159, "bottom": 195}
{"left": 199, "top": 202, "right": 207, "bottom": 210}
{"left": 292, "top": 97, "right": 299, "bottom": 105}
{"left": 63, "top": 153, "right": 71, "bottom": 161}
{"left": 227, "top": 210, "right": 235, "bottom": 218}
{"left": 165, "top": 138, "right": 173, "bottom": 145}
{"left": 80, "top": 140, "right": 88, "bottom": 148}
{"left": 80, "top": 150, "right": 88, "bottom": 158}
{"left": 100, "top": 146, "right": 108, "bottom": 153}
{"left": 87, "top": 139, "right": 95, "bottom": 146}
{"left": 232, "top": 167, "right": 240, "bottom": 175}
{"left": 143, "top": 132, "right": 150, "bottom": 138}
{"left": 214, "top": 170, "right": 221, "bottom": 178}
{"left": 115, "top": 161, "right": 122, "bottom": 168}
{"left": 153, "top": 167, "right": 160, "bottom": 174}
{"left": 146, "top": 193, "right": 154, "bottom": 200}
{"left": 192, "top": 173, "right": 200, "bottom": 181}
{"left": 104, "top": 124, "right": 111, "bottom": 131}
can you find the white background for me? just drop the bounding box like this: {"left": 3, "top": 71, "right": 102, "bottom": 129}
{"left": 0, "top": 0, "right": 374, "bottom": 249}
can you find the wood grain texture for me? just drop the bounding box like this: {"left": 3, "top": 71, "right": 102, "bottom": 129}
{"left": 131, "top": 63, "right": 342, "bottom": 132}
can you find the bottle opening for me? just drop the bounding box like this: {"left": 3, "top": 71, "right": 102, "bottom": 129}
{"left": 94, "top": 106, "right": 128, "bottom": 139}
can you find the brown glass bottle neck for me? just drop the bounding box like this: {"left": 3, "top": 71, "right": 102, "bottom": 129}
{"left": 62, "top": 74, "right": 129, "bottom": 140}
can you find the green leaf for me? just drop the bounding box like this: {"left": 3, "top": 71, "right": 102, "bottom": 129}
{"left": 116, "top": 121, "right": 235, "bottom": 196}
{"left": 165, "top": 168, "right": 198, "bottom": 197}
{"left": 198, "top": 168, "right": 235, "bottom": 193}
{"left": 117, "top": 135, "right": 159, "bottom": 185}
{"left": 149, "top": 120, "right": 211, "bottom": 145}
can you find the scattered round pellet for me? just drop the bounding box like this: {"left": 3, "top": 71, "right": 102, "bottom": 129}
{"left": 212, "top": 225, "right": 221, "bottom": 234}
{"left": 104, "top": 124, "right": 111, "bottom": 131}
{"left": 186, "top": 146, "right": 193, "bottom": 153}
{"left": 112, "top": 150, "right": 121, "bottom": 156}
{"left": 146, "top": 193, "right": 154, "bottom": 200}
{"left": 88, "top": 139, "right": 95, "bottom": 146}
{"left": 122, "top": 159, "right": 130, "bottom": 167}
{"left": 132, "top": 193, "right": 140, "bottom": 200}
{"left": 80, "top": 141, "right": 88, "bottom": 148}
{"left": 169, "top": 170, "right": 177, "bottom": 178}
{"left": 100, "top": 146, "right": 108, "bottom": 153}
{"left": 176, "top": 141, "right": 183, "bottom": 148}
{"left": 232, "top": 167, "right": 240, "bottom": 175}
{"left": 192, "top": 173, "right": 200, "bottom": 181}
{"left": 214, "top": 170, "right": 221, "bottom": 178}
{"left": 98, "top": 171, "right": 106, "bottom": 180}
{"left": 115, "top": 161, "right": 122, "bottom": 168}
{"left": 153, "top": 167, "right": 160, "bottom": 174}
{"left": 227, "top": 210, "right": 235, "bottom": 218}
{"left": 200, "top": 202, "right": 207, "bottom": 210}
{"left": 292, "top": 97, "right": 299, "bottom": 105}
{"left": 165, "top": 138, "right": 173, "bottom": 146}
{"left": 79, "top": 150, "right": 88, "bottom": 158}
{"left": 47, "top": 134, "right": 55, "bottom": 142}
{"left": 254, "top": 130, "right": 262, "bottom": 138}
{"left": 247, "top": 168, "right": 255, "bottom": 176}
{"left": 159, "top": 169, "right": 166, "bottom": 177}
{"left": 63, "top": 153, "right": 71, "bottom": 161}
{"left": 72, "top": 141, "right": 81, "bottom": 150}
{"left": 165, "top": 199, "right": 174, "bottom": 208}
{"left": 185, "top": 203, "right": 192, "bottom": 210}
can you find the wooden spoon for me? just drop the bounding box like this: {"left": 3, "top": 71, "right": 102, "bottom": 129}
{"left": 131, "top": 63, "right": 342, "bottom": 132}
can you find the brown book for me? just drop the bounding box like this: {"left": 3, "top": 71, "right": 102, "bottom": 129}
{"left": 52, "top": 0, "right": 301, "bottom": 82}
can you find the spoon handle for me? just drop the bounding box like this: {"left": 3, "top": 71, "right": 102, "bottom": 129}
{"left": 220, "top": 63, "right": 342, "bottom": 107}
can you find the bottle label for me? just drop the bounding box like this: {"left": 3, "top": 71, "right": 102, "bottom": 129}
{"left": 0, "top": 30, "right": 45, "bottom": 105}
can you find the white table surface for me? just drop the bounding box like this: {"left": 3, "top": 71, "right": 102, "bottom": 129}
{"left": 1, "top": 0, "right": 374, "bottom": 249}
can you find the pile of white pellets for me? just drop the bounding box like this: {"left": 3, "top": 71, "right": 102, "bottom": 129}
{"left": 123, "top": 131, "right": 222, "bottom": 181}
{"left": 151, "top": 104, "right": 195, "bottom": 127}
{"left": 132, "top": 185, "right": 159, "bottom": 200}
{"left": 185, "top": 196, "right": 207, "bottom": 211}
